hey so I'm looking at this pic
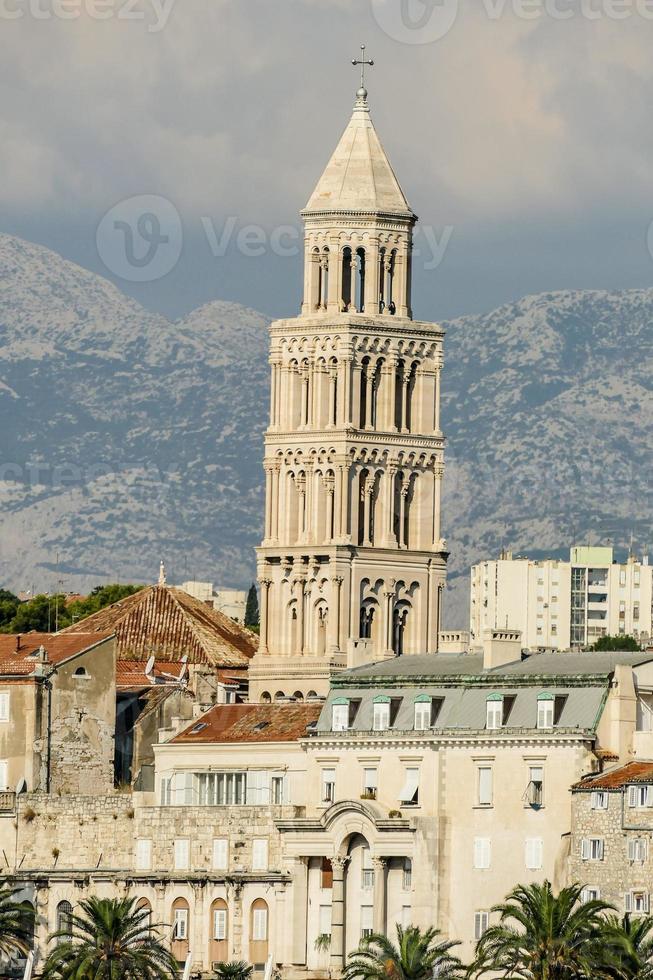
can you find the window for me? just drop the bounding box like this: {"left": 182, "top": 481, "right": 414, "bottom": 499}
{"left": 634, "top": 602, "right": 640, "bottom": 621}
{"left": 628, "top": 838, "right": 648, "bottom": 863}
{"left": 625, "top": 891, "right": 650, "bottom": 914}
{"left": 581, "top": 888, "right": 600, "bottom": 903}
{"left": 160, "top": 777, "right": 172, "bottom": 806}
{"left": 213, "top": 907, "right": 227, "bottom": 941}
{"left": 73, "top": 666, "right": 88, "bottom": 677}
{"left": 173, "top": 907, "right": 188, "bottom": 941}
{"left": 402, "top": 858, "right": 412, "bottom": 890}
{"left": 332, "top": 700, "right": 349, "bottom": 731}
{"left": 399, "top": 768, "right": 419, "bottom": 806}
{"left": 591, "top": 791, "right": 609, "bottom": 810}
{"left": 628, "top": 785, "right": 653, "bottom": 809}
{"left": 474, "top": 837, "right": 491, "bottom": 870}
{"left": 252, "top": 838, "right": 268, "bottom": 871}
{"left": 537, "top": 695, "right": 554, "bottom": 729}
{"left": 252, "top": 905, "right": 268, "bottom": 942}
{"left": 414, "top": 698, "right": 431, "bottom": 731}
{"left": 361, "top": 846, "right": 374, "bottom": 890}
{"left": 486, "top": 696, "right": 503, "bottom": 730}
{"left": 581, "top": 838, "right": 604, "bottom": 861}
{"left": 0, "top": 761, "right": 8, "bottom": 791}
{"left": 318, "top": 904, "right": 331, "bottom": 938}
{"left": 360, "top": 905, "right": 373, "bottom": 939}
{"left": 174, "top": 839, "right": 189, "bottom": 870}
{"left": 320, "top": 857, "right": 333, "bottom": 889}
{"left": 56, "top": 901, "right": 73, "bottom": 936}
{"left": 0, "top": 691, "right": 10, "bottom": 722}
{"left": 525, "top": 838, "right": 543, "bottom": 871}
{"left": 213, "top": 838, "right": 228, "bottom": 870}
{"left": 135, "top": 838, "right": 152, "bottom": 870}
{"left": 620, "top": 569, "right": 627, "bottom": 587}
{"left": 373, "top": 699, "right": 390, "bottom": 731}
{"left": 196, "top": 771, "right": 246, "bottom": 806}
{"left": 362, "top": 768, "right": 378, "bottom": 799}
{"left": 477, "top": 766, "right": 493, "bottom": 807}
{"left": 401, "top": 905, "right": 411, "bottom": 928}
{"left": 271, "top": 775, "right": 285, "bottom": 804}
{"left": 524, "top": 765, "right": 544, "bottom": 807}
{"left": 322, "top": 768, "right": 336, "bottom": 804}
{"left": 474, "top": 911, "right": 489, "bottom": 940}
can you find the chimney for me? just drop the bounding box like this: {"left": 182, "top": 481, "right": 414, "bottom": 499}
{"left": 38, "top": 645, "right": 48, "bottom": 663}
{"left": 482, "top": 628, "right": 523, "bottom": 670}
{"left": 15, "top": 634, "right": 21, "bottom": 652}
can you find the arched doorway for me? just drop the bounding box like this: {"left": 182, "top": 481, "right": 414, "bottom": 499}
{"left": 136, "top": 898, "right": 152, "bottom": 935}
{"left": 171, "top": 897, "right": 190, "bottom": 964}
{"left": 344, "top": 834, "right": 374, "bottom": 956}
{"left": 249, "top": 898, "right": 269, "bottom": 967}
{"left": 209, "top": 898, "right": 228, "bottom": 967}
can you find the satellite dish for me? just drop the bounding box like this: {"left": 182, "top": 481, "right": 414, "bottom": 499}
{"left": 144, "top": 655, "right": 156, "bottom": 677}
{"left": 181, "top": 654, "right": 188, "bottom": 664}
{"left": 15, "top": 777, "right": 27, "bottom": 795}
{"left": 178, "top": 662, "right": 188, "bottom": 682}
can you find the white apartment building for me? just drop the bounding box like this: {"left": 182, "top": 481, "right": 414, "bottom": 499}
{"left": 179, "top": 581, "right": 248, "bottom": 623}
{"left": 470, "top": 546, "right": 652, "bottom": 651}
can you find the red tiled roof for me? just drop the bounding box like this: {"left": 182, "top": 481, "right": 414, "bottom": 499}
{"left": 573, "top": 761, "right": 653, "bottom": 791}
{"left": 0, "top": 633, "right": 113, "bottom": 676}
{"left": 171, "top": 702, "right": 322, "bottom": 744}
{"left": 62, "top": 586, "right": 257, "bottom": 667}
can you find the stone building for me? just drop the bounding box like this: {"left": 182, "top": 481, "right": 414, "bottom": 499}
{"left": 249, "top": 80, "right": 447, "bottom": 702}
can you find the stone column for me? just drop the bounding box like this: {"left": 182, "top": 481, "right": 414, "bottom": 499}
{"left": 330, "top": 856, "right": 349, "bottom": 972}
{"left": 366, "top": 241, "right": 381, "bottom": 315}
{"left": 296, "top": 474, "right": 307, "bottom": 543}
{"left": 365, "top": 370, "right": 374, "bottom": 430}
{"left": 271, "top": 464, "right": 280, "bottom": 542}
{"left": 372, "top": 858, "right": 387, "bottom": 935}
{"left": 290, "top": 858, "right": 309, "bottom": 965}
{"left": 433, "top": 465, "right": 443, "bottom": 546}
{"left": 362, "top": 477, "right": 374, "bottom": 546}
{"left": 342, "top": 355, "right": 353, "bottom": 426}
{"left": 384, "top": 465, "right": 397, "bottom": 546}
{"left": 269, "top": 359, "right": 278, "bottom": 428}
{"left": 331, "top": 575, "right": 343, "bottom": 653}
{"left": 327, "top": 369, "right": 337, "bottom": 427}
{"left": 328, "top": 244, "right": 341, "bottom": 313}
{"left": 263, "top": 464, "right": 273, "bottom": 542}
{"left": 325, "top": 476, "right": 335, "bottom": 542}
{"left": 294, "top": 575, "right": 306, "bottom": 655}
{"left": 382, "top": 584, "right": 396, "bottom": 658}
{"left": 258, "top": 579, "right": 271, "bottom": 654}
{"left": 192, "top": 882, "right": 206, "bottom": 972}
{"left": 339, "top": 463, "right": 351, "bottom": 541}
{"left": 401, "top": 376, "right": 411, "bottom": 433}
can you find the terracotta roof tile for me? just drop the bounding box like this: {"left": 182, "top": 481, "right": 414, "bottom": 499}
{"left": 0, "top": 633, "right": 113, "bottom": 676}
{"left": 62, "top": 586, "right": 257, "bottom": 667}
{"left": 171, "top": 702, "right": 322, "bottom": 744}
{"left": 573, "top": 761, "right": 653, "bottom": 791}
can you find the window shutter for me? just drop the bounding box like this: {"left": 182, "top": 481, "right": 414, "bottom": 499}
{"left": 174, "top": 839, "right": 189, "bottom": 870}
{"left": 628, "top": 839, "right": 637, "bottom": 861}
{"left": 252, "top": 838, "right": 268, "bottom": 871}
{"left": 598, "top": 839, "right": 605, "bottom": 861}
{"left": 478, "top": 767, "right": 493, "bottom": 806}
{"left": 629, "top": 786, "right": 639, "bottom": 808}
{"left": 214, "top": 909, "right": 227, "bottom": 941}
{"left": 581, "top": 838, "right": 590, "bottom": 860}
{"left": 0, "top": 692, "right": 9, "bottom": 722}
{"left": 526, "top": 838, "right": 543, "bottom": 871}
{"left": 252, "top": 907, "right": 267, "bottom": 941}
{"left": 136, "top": 838, "right": 151, "bottom": 870}
{"left": 646, "top": 786, "right": 653, "bottom": 807}
{"left": 645, "top": 894, "right": 651, "bottom": 914}
{"left": 213, "top": 838, "right": 228, "bottom": 870}
{"left": 474, "top": 837, "right": 491, "bottom": 870}
{"left": 625, "top": 892, "right": 633, "bottom": 913}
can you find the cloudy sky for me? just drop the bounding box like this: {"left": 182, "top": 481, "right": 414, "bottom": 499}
{"left": 3, "top": 0, "right": 653, "bottom": 321}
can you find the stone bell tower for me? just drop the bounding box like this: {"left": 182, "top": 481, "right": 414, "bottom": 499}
{"left": 248, "top": 67, "right": 447, "bottom": 702}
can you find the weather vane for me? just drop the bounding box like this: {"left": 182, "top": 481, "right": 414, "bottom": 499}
{"left": 352, "top": 44, "right": 374, "bottom": 91}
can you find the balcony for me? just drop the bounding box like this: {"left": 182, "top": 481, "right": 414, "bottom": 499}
{"left": 0, "top": 792, "right": 15, "bottom": 813}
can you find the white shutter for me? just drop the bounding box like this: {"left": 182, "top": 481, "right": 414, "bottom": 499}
{"left": 399, "top": 768, "right": 419, "bottom": 805}
{"left": 625, "top": 892, "right": 633, "bottom": 913}
{"left": 581, "top": 838, "right": 590, "bottom": 860}
{"left": 252, "top": 907, "right": 268, "bottom": 941}
{"left": 645, "top": 894, "right": 651, "bottom": 914}
{"left": 525, "top": 838, "right": 543, "bottom": 871}
{"left": 0, "top": 761, "right": 7, "bottom": 791}
{"left": 629, "top": 786, "right": 639, "bottom": 808}
{"left": 213, "top": 908, "right": 227, "bottom": 941}
{"left": 212, "top": 838, "right": 228, "bottom": 870}
{"left": 318, "top": 905, "right": 331, "bottom": 935}
{"left": 252, "top": 838, "right": 268, "bottom": 871}
{"left": 474, "top": 911, "right": 489, "bottom": 940}
{"left": 0, "top": 691, "right": 9, "bottom": 722}
{"left": 174, "top": 908, "right": 188, "bottom": 940}
{"left": 174, "top": 838, "right": 189, "bottom": 870}
{"left": 597, "top": 839, "right": 605, "bottom": 861}
{"left": 646, "top": 786, "right": 653, "bottom": 807}
{"left": 478, "top": 767, "right": 493, "bottom": 806}
{"left": 474, "top": 837, "right": 491, "bottom": 870}
{"left": 136, "top": 838, "right": 152, "bottom": 870}
{"left": 360, "top": 905, "right": 373, "bottom": 937}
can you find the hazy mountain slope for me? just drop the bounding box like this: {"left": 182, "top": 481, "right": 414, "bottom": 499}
{"left": 0, "top": 233, "right": 650, "bottom": 626}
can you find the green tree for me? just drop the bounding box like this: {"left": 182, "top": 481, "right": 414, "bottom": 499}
{"left": 67, "top": 585, "right": 143, "bottom": 623}
{"left": 41, "top": 895, "right": 177, "bottom": 979}
{"left": 0, "top": 884, "right": 35, "bottom": 959}
{"left": 344, "top": 924, "right": 464, "bottom": 980}
{"left": 0, "top": 590, "right": 19, "bottom": 629}
{"left": 213, "top": 961, "right": 254, "bottom": 980}
{"left": 3, "top": 593, "right": 68, "bottom": 633}
{"left": 472, "top": 880, "right": 613, "bottom": 979}
{"left": 601, "top": 913, "right": 653, "bottom": 979}
{"left": 244, "top": 583, "right": 259, "bottom": 629}
{"left": 592, "top": 635, "right": 641, "bottom": 652}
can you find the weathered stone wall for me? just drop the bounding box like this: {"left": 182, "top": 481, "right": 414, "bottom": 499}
{"left": 569, "top": 789, "right": 653, "bottom": 910}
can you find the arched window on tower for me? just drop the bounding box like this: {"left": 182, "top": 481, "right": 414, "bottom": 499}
{"left": 405, "top": 361, "right": 419, "bottom": 433}
{"left": 318, "top": 248, "right": 329, "bottom": 310}
{"left": 355, "top": 247, "right": 366, "bottom": 313}
{"left": 392, "top": 603, "right": 410, "bottom": 656}
{"left": 341, "top": 247, "right": 352, "bottom": 311}
{"left": 379, "top": 247, "right": 386, "bottom": 311}
{"left": 388, "top": 249, "right": 397, "bottom": 313}
{"left": 360, "top": 603, "right": 375, "bottom": 639}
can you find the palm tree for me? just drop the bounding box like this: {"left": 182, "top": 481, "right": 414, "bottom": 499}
{"left": 600, "top": 913, "right": 653, "bottom": 979}
{"left": 472, "top": 880, "right": 614, "bottom": 979}
{"left": 213, "top": 962, "right": 254, "bottom": 980}
{"left": 344, "top": 924, "right": 464, "bottom": 980}
{"left": 0, "top": 885, "right": 35, "bottom": 959}
{"left": 41, "top": 895, "right": 177, "bottom": 979}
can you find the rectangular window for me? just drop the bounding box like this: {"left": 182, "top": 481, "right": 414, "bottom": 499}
{"left": 252, "top": 907, "right": 268, "bottom": 942}
{"left": 414, "top": 700, "right": 431, "bottom": 731}
{"left": 322, "top": 768, "right": 336, "bottom": 804}
{"left": 360, "top": 906, "right": 373, "bottom": 939}
{"left": 581, "top": 838, "right": 604, "bottom": 861}
{"left": 628, "top": 838, "right": 648, "bottom": 863}
{"left": 474, "top": 911, "right": 489, "bottom": 940}
{"left": 620, "top": 569, "right": 627, "bottom": 587}
{"left": 537, "top": 699, "right": 554, "bottom": 729}
{"left": 318, "top": 904, "right": 331, "bottom": 937}
{"left": 373, "top": 702, "right": 390, "bottom": 731}
{"left": 252, "top": 838, "right": 268, "bottom": 871}
{"left": 174, "top": 839, "right": 189, "bottom": 870}
{"left": 160, "top": 777, "right": 172, "bottom": 806}
{"left": 332, "top": 703, "right": 349, "bottom": 731}
{"left": 361, "top": 847, "right": 374, "bottom": 890}
{"left": 527, "top": 766, "right": 544, "bottom": 807}
{"left": 402, "top": 858, "right": 412, "bottom": 891}
{"left": 0, "top": 691, "right": 9, "bottom": 723}
{"left": 581, "top": 888, "right": 600, "bottom": 903}
{"left": 591, "top": 791, "right": 609, "bottom": 810}
{"left": 474, "top": 837, "right": 491, "bottom": 870}
{"left": 0, "top": 761, "right": 8, "bottom": 791}
{"left": 271, "top": 775, "right": 285, "bottom": 804}
{"left": 362, "top": 768, "right": 378, "bottom": 799}
{"left": 213, "top": 838, "right": 228, "bottom": 870}
{"left": 320, "top": 858, "right": 333, "bottom": 890}
{"left": 625, "top": 891, "right": 650, "bottom": 914}
{"left": 478, "top": 766, "right": 493, "bottom": 806}
{"left": 135, "top": 838, "right": 152, "bottom": 870}
{"left": 628, "top": 785, "right": 653, "bottom": 808}
{"left": 486, "top": 699, "right": 503, "bottom": 730}
{"left": 399, "top": 768, "right": 419, "bottom": 806}
{"left": 634, "top": 602, "right": 640, "bottom": 621}
{"left": 525, "top": 838, "right": 543, "bottom": 871}
{"left": 401, "top": 905, "right": 411, "bottom": 928}
{"left": 173, "top": 908, "right": 188, "bottom": 940}
{"left": 213, "top": 909, "right": 227, "bottom": 941}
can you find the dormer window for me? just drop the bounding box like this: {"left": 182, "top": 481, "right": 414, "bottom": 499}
{"left": 414, "top": 695, "right": 444, "bottom": 731}
{"left": 537, "top": 693, "right": 554, "bottom": 729}
{"left": 486, "top": 694, "right": 503, "bottom": 730}
{"left": 373, "top": 696, "right": 390, "bottom": 731}
{"left": 331, "top": 697, "right": 360, "bottom": 732}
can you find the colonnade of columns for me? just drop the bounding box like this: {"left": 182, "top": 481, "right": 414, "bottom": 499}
{"left": 303, "top": 239, "right": 412, "bottom": 319}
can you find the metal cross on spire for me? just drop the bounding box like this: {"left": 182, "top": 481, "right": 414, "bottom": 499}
{"left": 352, "top": 44, "right": 374, "bottom": 91}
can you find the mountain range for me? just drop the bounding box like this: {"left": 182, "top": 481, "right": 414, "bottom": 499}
{"left": 0, "top": 232, "right": 651, "bottom": 626}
